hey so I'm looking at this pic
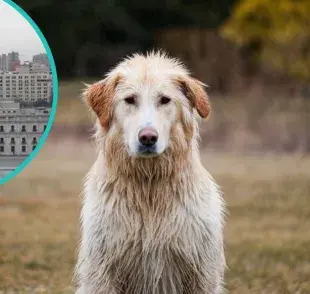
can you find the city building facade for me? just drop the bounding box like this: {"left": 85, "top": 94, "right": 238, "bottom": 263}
{"left": 0, "top": 71, "right": 52, "bottom": 102}
{"left": 7, "top": 51, "right": 20, "bottom": 71}
{"left": 0, "top": 101, "right": 49, "bottom": 156}
{"left": 33, "top": 53, "right": 49, "bottom": 67}
{"left": 0, "top": 51, "right": 52, "bottom": 158}
{"left": 0, "top": 54, "right": 8, "bottom": 71}
{"left": 16, "top": 62, "right": 50, "bottom": 73}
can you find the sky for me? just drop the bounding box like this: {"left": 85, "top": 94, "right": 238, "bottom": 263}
{"left": 0, "top": 0, "right": 46, "bottom": 62}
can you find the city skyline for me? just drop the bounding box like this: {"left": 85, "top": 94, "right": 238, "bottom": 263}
{"left": 0, "top": 51, "right": 48, "bottom": 64}
{"left": 0, "top": 0, "right": 46, "bottom": 62}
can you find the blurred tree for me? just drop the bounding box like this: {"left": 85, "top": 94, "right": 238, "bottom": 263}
{"left": 16, "top": 0, "right": 237, "bottom": 77}
{"left": 221, "top": 0, "right": 310, "bottom": 80}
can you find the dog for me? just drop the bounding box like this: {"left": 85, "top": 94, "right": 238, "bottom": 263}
{"left": 75, "top": 51, "right": 226, "bottom": 294}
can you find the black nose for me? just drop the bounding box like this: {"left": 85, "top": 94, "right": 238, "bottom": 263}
{"left": 138, "top": 127, "right": 158, "bottom": 147}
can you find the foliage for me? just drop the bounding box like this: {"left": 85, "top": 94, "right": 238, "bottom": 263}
{"left": 15, "top": 0, "right": 236, "bottom": 77}
{"left": 221, "top": 0, "right": 310, "bottom": 80}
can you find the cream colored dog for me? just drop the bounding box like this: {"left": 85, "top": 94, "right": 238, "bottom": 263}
{"left": 75, "top": 51, "right": 226, "bottom": 294}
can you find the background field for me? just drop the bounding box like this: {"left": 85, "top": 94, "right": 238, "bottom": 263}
{"left": 0, "top": 82, "right": 310, "bottom": 293}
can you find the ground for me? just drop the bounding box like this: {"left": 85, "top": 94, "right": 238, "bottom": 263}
{"left": 0, "top": 81, "right": 309, "bottom": 293}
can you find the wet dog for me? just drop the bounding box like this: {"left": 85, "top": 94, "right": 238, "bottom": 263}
{"left": 75, "top": 51, "right": 226, "bottom": 294}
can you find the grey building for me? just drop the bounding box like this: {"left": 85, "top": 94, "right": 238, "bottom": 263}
{"left": 0, "top": 72, "right": 52, "bottom": 102}
{"left": 0, "top": 54, "right": 8, "bottom": 71}
{"left": 0, "top": 101, "right": 49, "bottom": 156}
{"left": 33, "top": 53, "right": 49, "bottom": 67}
{"left": 7, "top": 51, "right": 20, "bottom": 71}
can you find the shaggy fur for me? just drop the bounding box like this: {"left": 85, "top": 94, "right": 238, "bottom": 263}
{"left": 75, "top": 51, "right": 226, "bottom": 294}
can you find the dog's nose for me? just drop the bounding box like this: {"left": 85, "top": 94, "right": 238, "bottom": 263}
{"left": 138, "top": 127, "right": 158, "bottom": 147}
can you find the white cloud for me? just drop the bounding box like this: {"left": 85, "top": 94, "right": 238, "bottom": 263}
{"left": 0, "top": 1, "right": 46, "bottom": 62}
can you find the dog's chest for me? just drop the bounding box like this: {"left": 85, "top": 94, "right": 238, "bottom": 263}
{"left": 98, "top": 200, "right": 207, "bottom": 293}
{"left": 82, "top": 173, "right": 224, "bottom": 293}
{"left": 88, "top": 188, "right": 213, "bottom": 257}
{"left": 85, "top": 177, "right": 217, "bottom": 253}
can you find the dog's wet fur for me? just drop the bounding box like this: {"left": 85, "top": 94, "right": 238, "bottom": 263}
{"left": 75, "top": 51, "right": 226, "bottom": 294}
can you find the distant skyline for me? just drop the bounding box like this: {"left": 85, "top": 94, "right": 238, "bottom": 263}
{"left": 0, "top": 51, "right": 46, "bottom": 62}
{"left": 0, "top": 0, "right": 46, "bottom": 62}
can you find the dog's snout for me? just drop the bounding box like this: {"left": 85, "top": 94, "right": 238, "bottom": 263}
{"left": 138, "top": 127, "right": 158, "bottom": 147}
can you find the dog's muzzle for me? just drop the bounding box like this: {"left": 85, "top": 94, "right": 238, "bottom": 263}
{"left": 137, "top": 126, "right": 158, "bottom": 155}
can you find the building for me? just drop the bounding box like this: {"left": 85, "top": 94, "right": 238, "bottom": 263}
{"left": 0, "top": 101, "right": 49, "bottom": 156}
{"left": 0, "top": 54, "right": 7, "bottom": 71}
{"left": 33, "top": 53, "right": 49, "bottom": 67}
{"left": 30, "top": 63, "right": 50, "bottom": 73}
{"left": 15, "top": 63, "right": 31, "bottom": 74}
{"left": 11, "top": 60, "right": 21, "bottom": 71}
{"left": 0, "top": 72, "right": 52, "bottom": 102}
{"left": 16, "top": 62, "right": 50, "bottom": 73}
{"left": 0, "top": 52, "right": 21, "bottom": 72}
{"left": 7, "top": 51, "right": 20, "bottom": 71}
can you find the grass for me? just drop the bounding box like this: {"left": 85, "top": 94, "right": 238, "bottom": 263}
{"left": 0, "top": 81, "right": 310, "bottom": 293}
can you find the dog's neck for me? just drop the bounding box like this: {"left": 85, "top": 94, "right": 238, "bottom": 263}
{"left": 93, "top": 145, "right": 204, "bottom": 215}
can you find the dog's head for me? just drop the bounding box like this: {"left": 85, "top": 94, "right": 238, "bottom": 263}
{"left": 84, "top": 52, "right": 210, "bottom": 159}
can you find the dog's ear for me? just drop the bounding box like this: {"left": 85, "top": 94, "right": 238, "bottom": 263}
{"left": 175, "top": 76, "right": 210, "bottom": 118}
{"left": 83, "top": 75, "right": 121, "bottom": 129}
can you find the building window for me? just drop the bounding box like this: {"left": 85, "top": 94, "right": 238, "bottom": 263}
{"left": 22, "top": 138, "right": 26, "bottom": 144}
{"left": 32, "top": 125, "right": 37, "bottom": 132}
{"left": 22, "top": 146, "right": 26, "bottom": 153}
{"left": 10, "top": 138, "right": 15, "bottom": 144}
{"left": 11, "top": 125, "right": 15, "bottom": 132}
{"left": 11, "top": 146, "right": 15, "bottom": 153}
{"left": 21, "top": 125, "right": 26, "bottom": 132}
{"left": 0, "top": 146, "right": 4, "bottom": 152}
{"left": 32, "top": 145, "right": 36, "bottom": 151}
{"left": 44, "top": 125, "right": 46, "bottom": 131}
{"left": 32, "top": 138, "right": 37, "bottom": 144}
{"left": 0, "top": 138, "right": 3, "bottom": 144}
{"left": 0, "top": 126, "right": 4, "bottom": 132}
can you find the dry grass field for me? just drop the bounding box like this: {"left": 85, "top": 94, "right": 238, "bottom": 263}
{"left": 0, "top": 81, "right": 309, "bottom": 293}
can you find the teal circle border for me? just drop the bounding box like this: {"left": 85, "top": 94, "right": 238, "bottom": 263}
{"left": 0, "top": 0, "right": 58, "bottom": 185}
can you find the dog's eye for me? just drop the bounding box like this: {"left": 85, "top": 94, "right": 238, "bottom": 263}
{"left": 160, "top": 96, "right": 171, "bottom": 105}
{"left": 124, "top": 96, "right": 136, "bottom": 105}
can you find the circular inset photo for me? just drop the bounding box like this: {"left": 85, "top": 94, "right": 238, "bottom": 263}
{"left": 0, "top": 0, "right": 58, "bottom": 184}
